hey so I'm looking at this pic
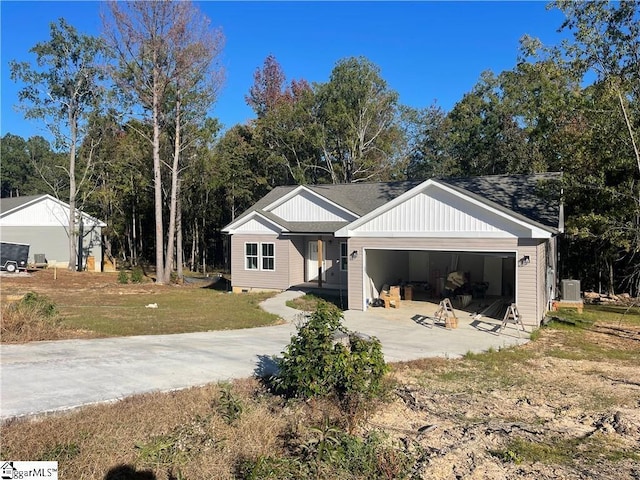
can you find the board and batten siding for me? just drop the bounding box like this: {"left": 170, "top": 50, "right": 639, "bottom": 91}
{"left": 271, "top": 189, "right": 356, "bottom": 222}
{"left": 230, "top": 234, "right": 291, "bottom": 292}
{"left": 353, "top": 189, "right": 531, "bottom": 238}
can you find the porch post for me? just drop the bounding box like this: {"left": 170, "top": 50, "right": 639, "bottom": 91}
{"left": 317, "top": 237, "right": 323, "bottom": 288}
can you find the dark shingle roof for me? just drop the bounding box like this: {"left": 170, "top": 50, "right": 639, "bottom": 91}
{"left": 440, "top": 173, "right": 562, "bottom": 229}
{"left": 230, "top": 173, "right": 562, "bottom": 234}
{"left": 306, "top": 181, "right": 421, "bottom": 216}
{"left": 0, "top": 195, "right": 46, "bottom": 215}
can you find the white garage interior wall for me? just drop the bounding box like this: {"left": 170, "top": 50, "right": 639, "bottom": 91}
{"left": 364, "top": 249, "right": 516, "bottom": 307}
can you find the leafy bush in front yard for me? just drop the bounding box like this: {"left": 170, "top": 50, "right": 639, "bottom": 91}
{"left": 271, "top": 301, "right": 388, "bottom": 430}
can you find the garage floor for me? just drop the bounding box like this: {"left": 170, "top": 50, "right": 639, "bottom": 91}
{"left": 371, "top": 296, "right": 512, "bottom": 322}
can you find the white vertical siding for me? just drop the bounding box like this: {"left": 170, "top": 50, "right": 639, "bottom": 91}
{"left": 354, "top": 190, "right": 529, "bottom": 237}
{"left": 234, "top": 216, "right": 281, "bottom": 233}
{"left": 271, "top": 190, "right": 356, "bottom": 222}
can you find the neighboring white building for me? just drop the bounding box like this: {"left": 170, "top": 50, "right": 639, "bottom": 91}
{"left": 0, "top": 194, "right": 106, "bottom": 271}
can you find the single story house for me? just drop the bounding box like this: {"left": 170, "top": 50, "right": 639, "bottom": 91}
{"left": 0, "top": 194, "right": 106, "bottom": 271}
{"left": 222, "top": 173, "right": 563, "bottom": 326}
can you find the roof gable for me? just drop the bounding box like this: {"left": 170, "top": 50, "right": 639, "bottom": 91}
{"left": 336, "top": 179, "right": 557, "bottom": 239}
{"left": 0, "top": 195, "right": 106, "bottom": 227}
{"left": 265, "top": 186, "right": 358, "bottom": 222}
{"left": 223, "top": 211, "right": 287, "bottom": 234}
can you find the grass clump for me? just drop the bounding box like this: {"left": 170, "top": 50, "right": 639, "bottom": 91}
{"left": 286, "top": 292, "right": 347, "bottom": 311}
{"left": 217, "top": 384, "right": 243, "bottom": 425}
{"left": 117, "top": 267, "right": 145, "bottom": 284}
{"left": 496, "top": 434, "right": 640, "bottom": 466}
{"left": 240, "top": 426, "right": 416, "bottom": 480}
{"left": 1, "top": 292, "right": 63, "bottom": 342}
{"left": 130, "top": 267, "right": 144, "bottom": 283}
{"left": 117, "top": 270, "right": 129, "bottom": 284}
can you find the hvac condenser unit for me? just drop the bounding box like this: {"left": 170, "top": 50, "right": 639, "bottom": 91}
{"left": 561, "top": 279, "right": 581, "bottom": 301}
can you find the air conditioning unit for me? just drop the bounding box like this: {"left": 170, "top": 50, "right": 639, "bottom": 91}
{"left": 561, "top": 279, "right": 581, "bottom": 301}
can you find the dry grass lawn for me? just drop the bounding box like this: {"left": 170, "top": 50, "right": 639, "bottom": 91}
{"left": 2, "top": 306, "right": 639, "bottom": 479}
{"left": 0, "top": 269, "right": 280, "bottom": 341}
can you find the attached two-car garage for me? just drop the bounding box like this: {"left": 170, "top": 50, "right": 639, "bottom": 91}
{"left": 362, "top": 248, "right": 517, "bottom": 319}
{"left": 336, "top": 177, "right": 561, "bottom": 327}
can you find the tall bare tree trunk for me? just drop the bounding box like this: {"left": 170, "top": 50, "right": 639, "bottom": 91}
{"left": 191, "top": 221, "right": 197, "bottom": 272}
{"left": 152, "top": 71, "right": 165, "bottom": 284}
{"left": 164, "top": 95, "right": 181, "bottom": 284}
{"left": 68, "top": 109, "right": 78, "bottom": 271}
{"left": 176, "top": 179, "right": 184, "bottom": 283}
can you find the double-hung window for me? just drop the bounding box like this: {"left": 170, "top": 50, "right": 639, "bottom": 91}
{"left": 245, "top": 242, "right": 275, "bottom": 271}
{"left": 245, "top": 243, "right": 259, "bottom": 270}
{"left": 340, "top": 242, "right": 348, "bottom": 271}
{"left": 262, "top": 243, "right": 275, "bottom": 270}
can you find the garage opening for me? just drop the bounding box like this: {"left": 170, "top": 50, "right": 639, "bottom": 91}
{"left": 364, "top": 249, "right": 516, "bottom": 320}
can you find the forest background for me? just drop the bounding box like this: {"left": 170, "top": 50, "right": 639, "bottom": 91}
{"left": 1, "top": 1, "right": 638, "bottom": 295}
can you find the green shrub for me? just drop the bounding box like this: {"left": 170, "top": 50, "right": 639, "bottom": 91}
{"left": 130, "top": 267, "right": 144, "bottom": 284}
{"left": 21, "top": 292, "right": 58, "bottom": 318}
{"left": 272, "top": 301, "right": 388, "bottom": 421}
{"left": 117, "top": 270, "right": 129, "bottom": 284}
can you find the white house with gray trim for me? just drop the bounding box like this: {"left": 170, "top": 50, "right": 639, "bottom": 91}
{"left": 0, "top": 194, "right": 106, "bottom": 271}
{"left": 223, "top": 173, "right": 563, "bottom": 326}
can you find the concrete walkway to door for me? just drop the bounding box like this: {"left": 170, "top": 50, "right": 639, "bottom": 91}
{"left": 0, "top": 290, "right": 528, "bottom": 421}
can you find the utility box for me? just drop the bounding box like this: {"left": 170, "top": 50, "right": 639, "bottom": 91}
{"left": 561, "top": 279, "right": 581, "bottom": 301}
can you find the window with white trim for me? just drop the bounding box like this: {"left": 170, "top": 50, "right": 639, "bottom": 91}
{"left": 245, "top": 242, "right": 275, "bottom": 271}
{"left": 262, "top": 243, "right": 275, "bottom": 270}
{"left": 340, "top": 242, "right": 348, "bottom": 271}
{"left": 245, "top": 243, "right": 258, "bottom": 270}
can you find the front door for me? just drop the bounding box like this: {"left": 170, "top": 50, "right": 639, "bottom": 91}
{"left": 307, "top": 241, "right": 326, "bottom": 282}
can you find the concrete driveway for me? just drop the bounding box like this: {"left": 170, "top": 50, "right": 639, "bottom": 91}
{"left": 0, "top": 291, "right": 528, "bottom": 420}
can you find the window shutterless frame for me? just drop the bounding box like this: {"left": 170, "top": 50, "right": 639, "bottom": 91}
{"left": 245, "top": 242, "right": 275, "bottom": 271}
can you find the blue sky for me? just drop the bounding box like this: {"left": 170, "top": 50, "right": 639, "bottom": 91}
{"left": 1, "top": 1, "right": 567, "bottom": 141}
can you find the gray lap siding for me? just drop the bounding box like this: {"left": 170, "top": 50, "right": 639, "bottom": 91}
{"left": 230, "top": 234, "right": 291, "bottom": 291}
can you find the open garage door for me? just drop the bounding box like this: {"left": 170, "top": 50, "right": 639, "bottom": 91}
{"left": 363, "top": 249, "right": 516, "bottom": 319}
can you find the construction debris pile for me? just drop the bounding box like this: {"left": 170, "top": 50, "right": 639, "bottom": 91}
{"left": 583, "top": 291, "right": 638, "bottom": 306}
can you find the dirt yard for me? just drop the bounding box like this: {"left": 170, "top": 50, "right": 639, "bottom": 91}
{"left": 1, "top": 269, "right": 639, "bottom": 479}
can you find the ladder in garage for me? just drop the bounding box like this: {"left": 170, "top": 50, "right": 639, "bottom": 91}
{"left": 500, "top": 303, "right": 526, "bottom": 338}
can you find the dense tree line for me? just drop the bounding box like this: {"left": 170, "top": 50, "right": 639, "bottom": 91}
{"left": 2, "top": 1, "right": 638, "bottom": 295}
